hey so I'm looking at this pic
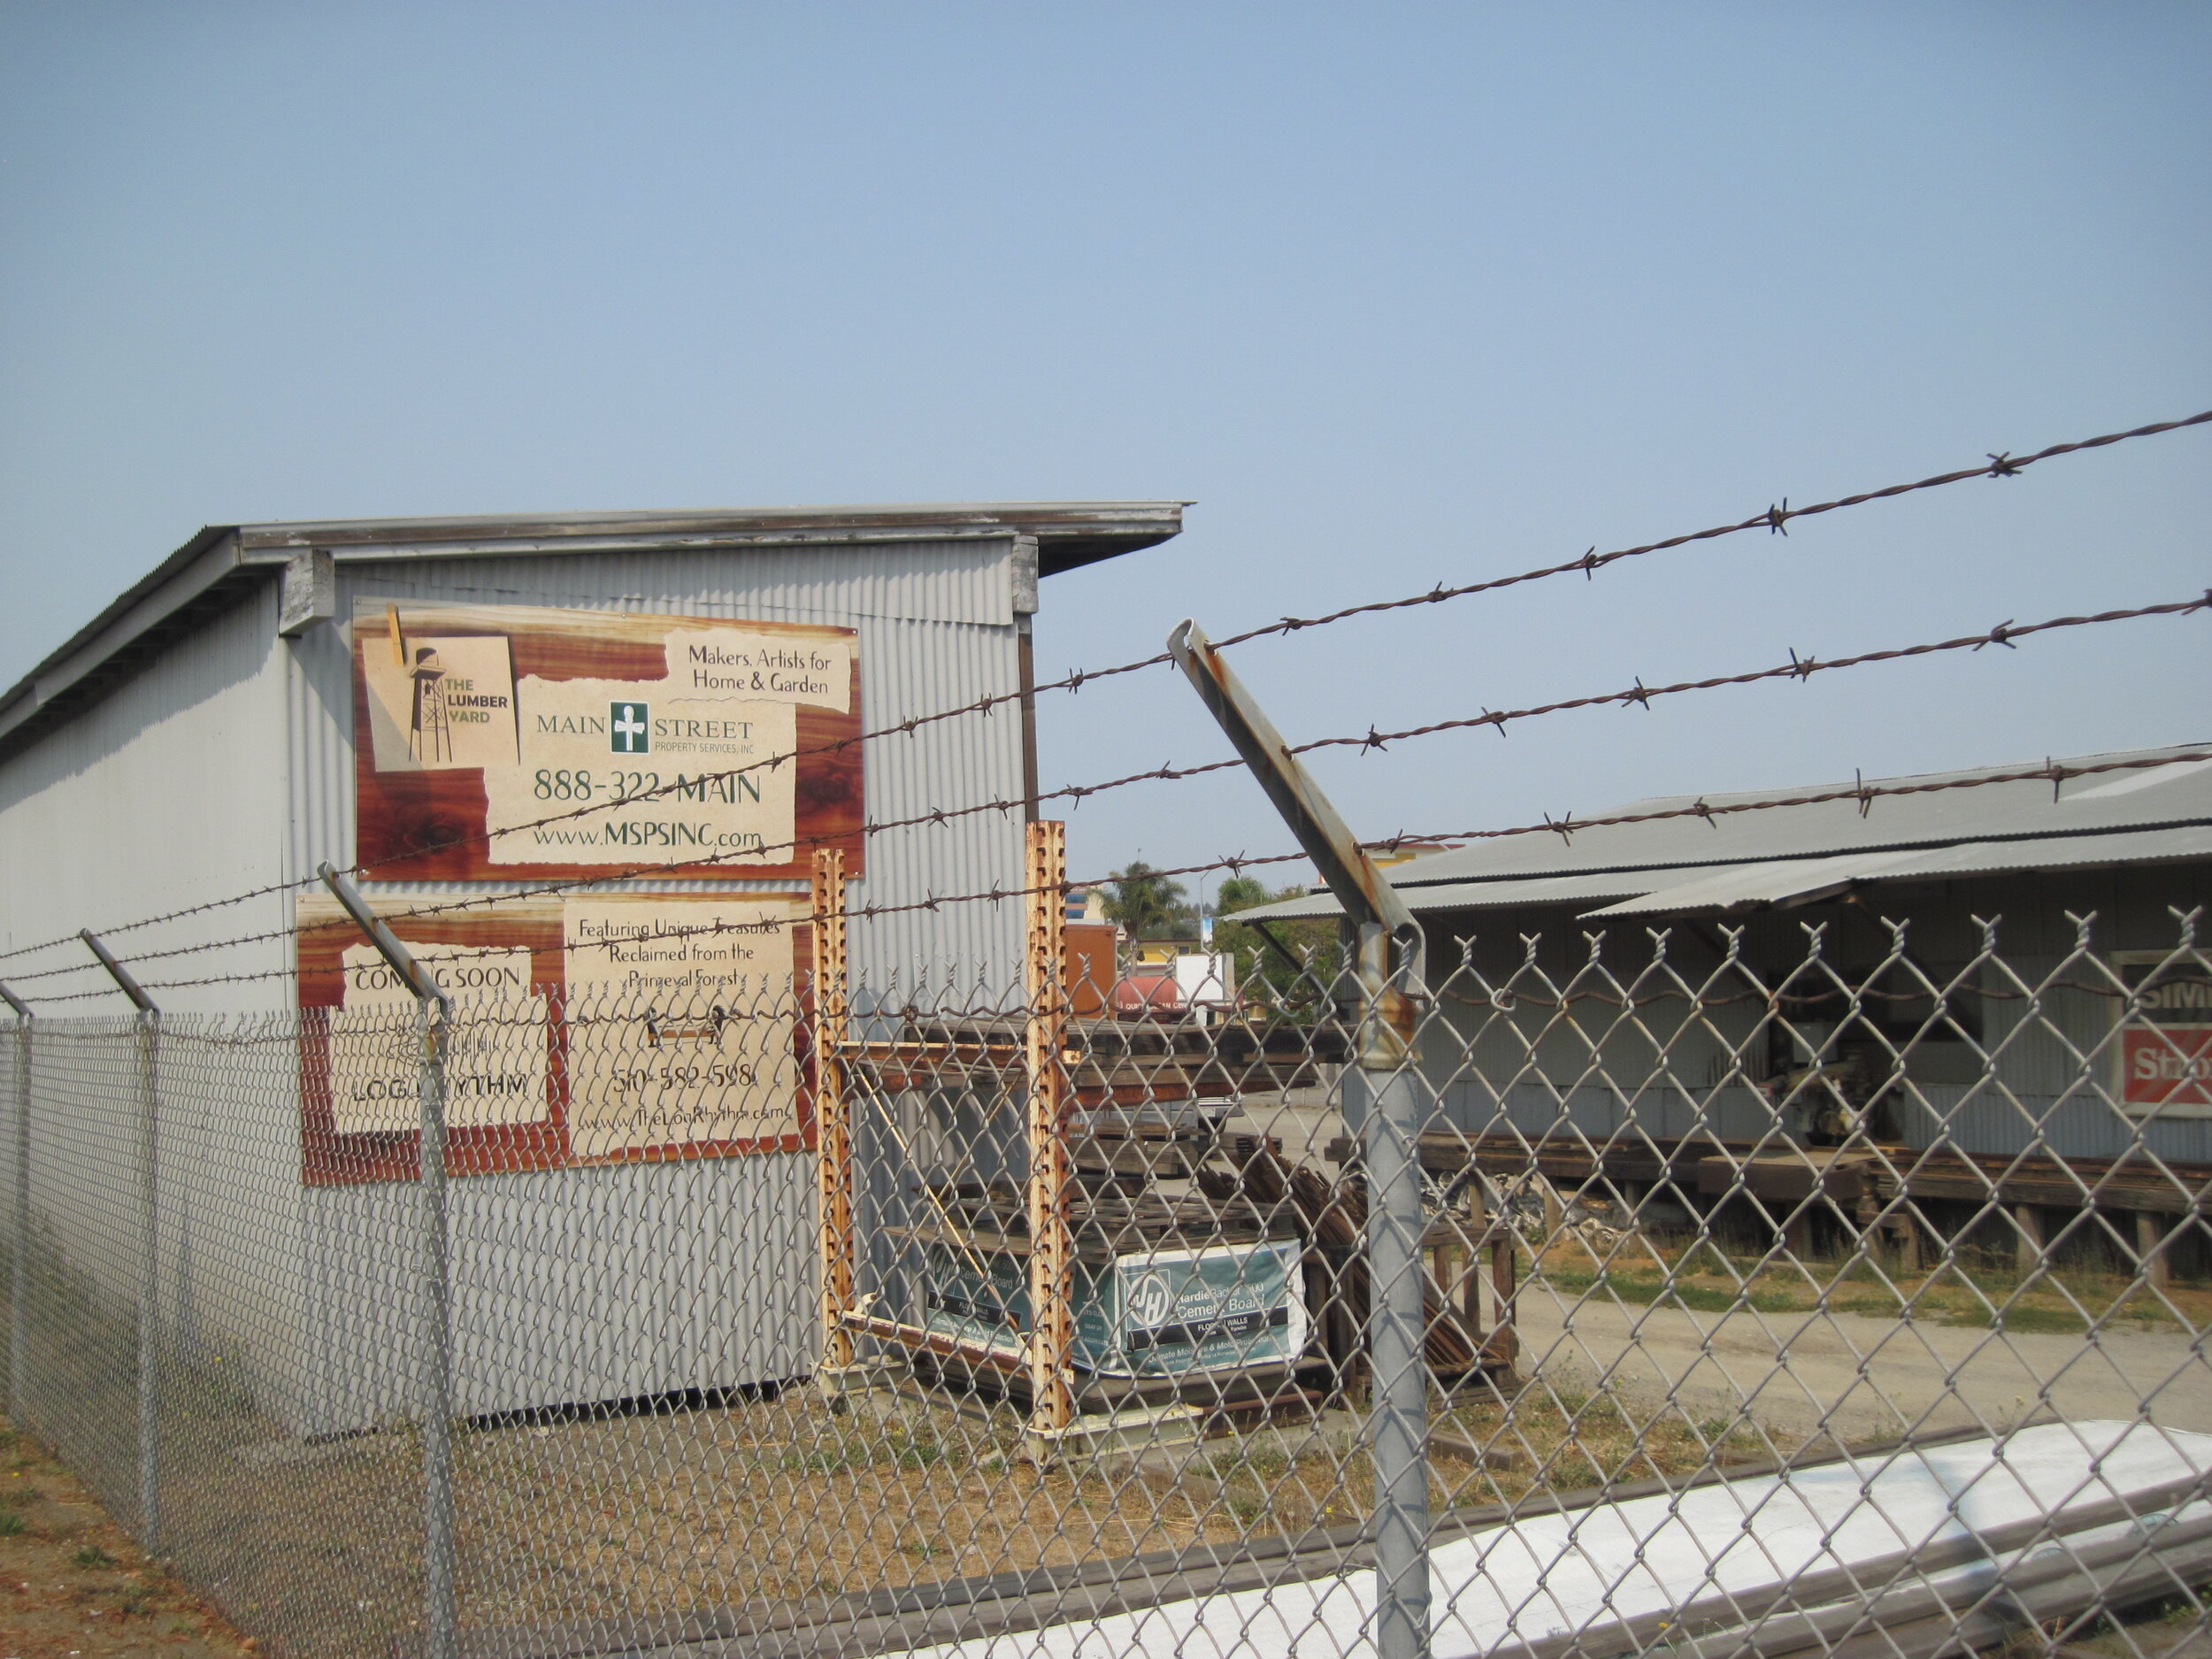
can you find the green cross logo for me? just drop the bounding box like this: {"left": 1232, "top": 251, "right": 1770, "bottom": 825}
{"left": 611, "top": 702, "right": 649, "bottom": 754}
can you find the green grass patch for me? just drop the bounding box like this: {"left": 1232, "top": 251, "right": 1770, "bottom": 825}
{"left": 1997, "top": 1305, "right": 2089, "bottom": 1335}
{"left": 1543, "top": 1269, "right": 1802, "bottom": 1315}
{"left": 71, "top": 1543, "right": 113, "bottom": 1569}
{"left": 0, "top": 1511, "right": 25, "bottom": 1537}
{"left": 1832, "top": 1294, "right": 1907, "bottom": 1318}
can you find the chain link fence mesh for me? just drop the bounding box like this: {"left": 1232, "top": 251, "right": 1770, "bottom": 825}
{"left": 3, "top": 905, "right": 2210, "bottom": 1659}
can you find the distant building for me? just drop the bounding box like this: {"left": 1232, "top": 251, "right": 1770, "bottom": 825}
{"left": 1235, "top": 743, "right": 2211, "bottom": 1162}
{"left": 1064, "top": 886, "right": 1109, "bottom": 925}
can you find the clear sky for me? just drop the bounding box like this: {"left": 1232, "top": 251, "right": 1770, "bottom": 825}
{"left": 2, "top": 4, "right": 2205, "bottom": 895}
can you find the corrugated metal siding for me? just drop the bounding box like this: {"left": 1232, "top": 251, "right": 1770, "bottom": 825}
{"left": 0, "top": 583, "right": 292, "bottom": 1015}
{"left": 306, "top": 536, "right": 1025, "bottom": 988}
{"left": 298, "top": 1152, "right": 814, "bottom": 1434}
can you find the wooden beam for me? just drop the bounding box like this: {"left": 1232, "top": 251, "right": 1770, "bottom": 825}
{"left": 812, "top": 849, "right": 855, "bottom": 1371}
{"left": 1024, "top": 821, "right": 1076, "bottom": 1440}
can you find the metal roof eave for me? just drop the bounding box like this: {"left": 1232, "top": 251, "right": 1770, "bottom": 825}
{"left": 1236, "top": 820, "right": 2212, "bottom": 927}
{"left": 233, "top": 500, "right": 1189, "bottom": 575}
{"left": 1579, "top": 824, "right": 2212, "bottom": 919}
{"left": 0, "top": 526, "right": 255, "bottom": 761}
{"left": 0, "top": 500, "right": 1187, "bottom": 766}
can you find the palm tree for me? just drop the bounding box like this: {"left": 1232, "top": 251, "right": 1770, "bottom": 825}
{"left": 1101, "top": 861, "right": 1196, "bottom": 939}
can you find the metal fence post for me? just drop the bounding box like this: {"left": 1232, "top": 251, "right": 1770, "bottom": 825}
{"left": 1168, "top": 620, "right": 1432, "bottom": 1659}
{"left": 1, "top": 983, "right": 27, "bottom": 1426}
{"left": 319, "top": 864, "right": 457, "bottom": 1659}
{"left": 80, "top": 931, "right": 161, "bottom": 1550}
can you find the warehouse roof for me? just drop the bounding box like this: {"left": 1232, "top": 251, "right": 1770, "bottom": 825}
{"left": 1234, "top": 743, "right": 2212, "bottom": 924}
{"left": 0, "top": 500, "right": 1186, "bottom": 762}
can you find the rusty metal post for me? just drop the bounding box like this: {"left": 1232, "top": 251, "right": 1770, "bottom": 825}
{"left": 80, "top": 931, "right": 162, "bottom": 1551}
{"left": 1024, "top": 820, "right": 1076, "bottom": 1455}
{"left": 811, "top": 849, "right": 857, "bottom": 1378}
{"left": 1, "top": 982, "right": 27, "bottom": 1425}
{"left": 1168, "top": 620, "right": 1432, "bottom": 1659}
{"left": 318, "top": 864, "right": 456, "bottom": 1659}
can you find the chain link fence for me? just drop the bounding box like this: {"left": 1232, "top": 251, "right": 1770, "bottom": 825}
{"left": 4, "top": 903, "right": 2211, "bottom": 1659}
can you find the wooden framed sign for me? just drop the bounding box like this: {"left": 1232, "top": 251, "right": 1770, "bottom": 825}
{"left": 352, "top": 600, "right": 863, "bottom": 882}
{"left": 296, "top": 893, "right": 814, "bottom": 1185}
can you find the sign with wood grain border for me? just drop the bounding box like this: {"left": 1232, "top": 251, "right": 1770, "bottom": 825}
{"left": 351, "top": 599, "right": 863, "bottom": 882}
{"left": 295, "top": 894, "right": 816, "bottom": 1186}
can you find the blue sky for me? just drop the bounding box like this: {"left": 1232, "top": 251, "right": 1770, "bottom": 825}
{"left": 2, "top": 4, "right": 2205, "bottom": 892}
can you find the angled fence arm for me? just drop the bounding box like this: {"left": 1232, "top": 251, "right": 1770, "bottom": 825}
{"left": 1167, "top": 619, "right": 1432, "bottom": 1659}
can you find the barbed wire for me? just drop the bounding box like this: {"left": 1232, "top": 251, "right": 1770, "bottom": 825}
{"left": 13, "top": 588, "right": 2196, "bottom": 992}
{"left": 3, "top": 405, "right": 2200, "bottom": 971}
{"left": 21, "top": 749, "right": 2202, "bottom": 1005}
{"left": 12, "top": 591, "right": 2202, "bottom": 987}
{"left": 1205, "top": 408, "right": 2212, "bottom": 650}
{"left": 1304, "top": 595, "right": 2211, "bottom": 756}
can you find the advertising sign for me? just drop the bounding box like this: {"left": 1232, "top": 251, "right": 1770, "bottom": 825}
{"left": 917, "top": 1237, "right": 1307, "bottom": 1379}
{"left": 329, "top": 943, "right": 548, "bottom": 1134}
{"left": 2115, "top": 953, "right": 2212, "bottom": 1117}
{"left": 564, "top": 897, "right": 803, "bottom": 1157}
{"left": 1101, "top": 1242, "right": 1307, "bottom": 1377}
{"left": 296, "top": 892, "right": 811, "bottom": 1185}
{"left": 352, "top": 601, "right": 861, "bottom": 882}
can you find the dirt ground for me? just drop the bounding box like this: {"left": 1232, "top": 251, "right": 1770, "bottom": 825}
{"left": 0, "top": 1416, "right": 250, "bottom": 1659}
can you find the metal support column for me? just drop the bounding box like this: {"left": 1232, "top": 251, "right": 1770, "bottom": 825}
{"left": 319, "top": 864, "right": 457, "bottom": 1659}
{"left": 811, "top": 849, "right": 856, "bottom": 1377}
{"left": 1168, "top": 620, "right": 1432, "bottom": 1659}
{"left": 1024, "top": 820, "right": 1076, "bottom": 1455}
{"left": 1, "top": 983, "right": 27, "bottom": 1425}
{"left": 80, "top": 931, "right": 161, "bottom": 1551}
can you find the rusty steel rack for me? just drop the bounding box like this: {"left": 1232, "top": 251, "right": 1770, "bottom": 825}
{"left": 809, "top": 829, "right": 1518, "bottom": 1456}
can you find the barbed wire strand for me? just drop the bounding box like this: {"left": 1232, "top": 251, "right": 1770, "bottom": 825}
{"left": 11, "top": 591, "right": 2201, "bottom": 989}
{"left": 4, "top": 407, "right": 2201, "bottom": 970}
{"left": 14, "top": 590, "right": 2198, "bottom": 989}
{"left": 24, "top": 748, "right": 2202, "bottom": 1005}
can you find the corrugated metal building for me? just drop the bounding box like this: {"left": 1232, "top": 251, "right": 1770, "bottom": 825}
{"left": 1239, "top": 746, "right": 2211, "bottom": 1162}
{"left": 0, "top": 503, "right": 1182, "bottom": 1431}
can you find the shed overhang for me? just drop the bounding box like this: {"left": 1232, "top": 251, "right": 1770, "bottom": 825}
{"left": 1579, "top": 824, "right": 2212, "bottom": 918}
{"left": 1239, "top": 821, "right": 2212, "bottom": 927}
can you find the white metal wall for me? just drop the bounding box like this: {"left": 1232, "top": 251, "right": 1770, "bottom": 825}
{"left": 0, "top": 580, "right": 293, "bottom": 1015}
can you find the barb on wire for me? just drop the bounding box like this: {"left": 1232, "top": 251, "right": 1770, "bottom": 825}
{"left": 4, "top": 406, "right": 2205, "bottom": 972}
{"left": 14, "top": 587, "right": 2200, "bottom": 989}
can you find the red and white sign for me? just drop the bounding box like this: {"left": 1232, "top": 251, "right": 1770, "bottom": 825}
{"left": 2116, "top": 955, "right": 2212, "bottom": 1117}
{"left": 2121, "top": 1026, "right": 2212, "bottom": 1110}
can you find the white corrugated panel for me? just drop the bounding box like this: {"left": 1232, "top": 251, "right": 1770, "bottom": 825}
{"left": 0, "top": 582, "right": 294, "bottom": 1016}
